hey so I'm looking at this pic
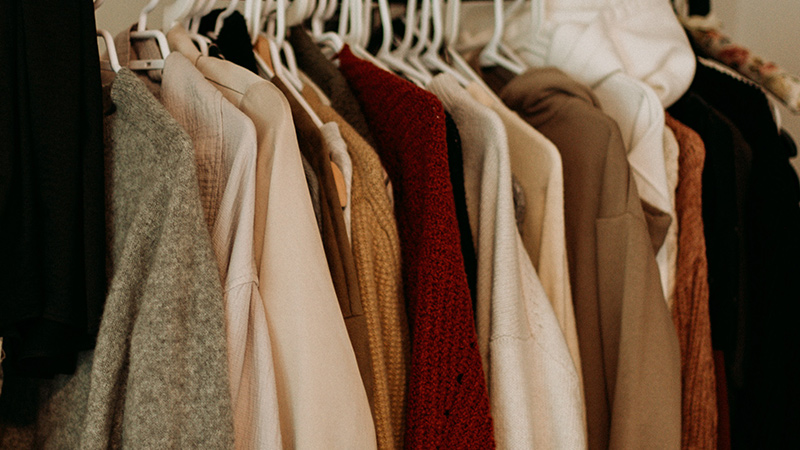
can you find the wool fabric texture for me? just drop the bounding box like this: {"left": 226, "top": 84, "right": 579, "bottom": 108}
{"left": 85, "top": 68, "right": 234, "bottom": 448}
{"left": 304, "top": 90, "right": 411, "bottom": 450}
{"left": 429, "top": 74, "right": 587, "bottom": 449}
{"left": 338, "top": 46, "right": 496, "bottom": 449}
{"left": 665, "top": 113, "right": 718, "bottom": 450}
{"left": 2, "top": 69, "right": 236, "bottom": 449}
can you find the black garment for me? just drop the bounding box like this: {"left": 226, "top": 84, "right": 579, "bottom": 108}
{"left": 0, "top": 0, "right": 106, "bottom": 377}
{"left": 287, "top": 27, "right": 376, "bottom": 147}
{"left": 668, "top": 93, "right": 752, "bottom": 447}
{"left": 668, "top": 92, "right": 752, "bottom": 379}
{"left": 687, "top": 0, "right": 711, "bottom": 16}
{"left": 689, "top": 61, "right": 800, "bottom": 449}
{"left": 445, "top": 113, "right": 478, "bottom": 313}
{"left": 198, "top": 9, "right": 258, "bottom": 74}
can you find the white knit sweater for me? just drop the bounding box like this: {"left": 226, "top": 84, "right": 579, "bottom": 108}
{"left": 429, "top": 74, "right": 587, "bottom": 450}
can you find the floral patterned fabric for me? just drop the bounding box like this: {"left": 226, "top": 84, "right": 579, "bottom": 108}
{"left": 682, "top": 18, "right": 800, "bottom": 114}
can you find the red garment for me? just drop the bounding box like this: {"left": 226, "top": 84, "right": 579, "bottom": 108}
{"left": 338, "top": 47, "right": 495, "bottom": 450}
{"left": 666, "top": 114, "right": 717, "bottom": 449}
{"left": 666, "top": 114, "right": 718, "bottom": 450}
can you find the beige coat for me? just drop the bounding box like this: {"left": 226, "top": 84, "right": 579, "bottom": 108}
{"left": 168, "top": 26, "right": 377, "bottom": 450}
{"left": 467, "top": 84, "right": 583, "bottom": 383}
{"left": 161, "top": 52, "right": 282, "bottom": 449}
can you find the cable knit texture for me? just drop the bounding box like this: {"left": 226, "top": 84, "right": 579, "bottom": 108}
{"left": 304, "top": 89, "right": 411, "bottom": 450}
{"left": 338, "top": 47, "right": 495, "bottom": 450}
{"left": 665, "top": 114, "right": 718, "bottom": 450}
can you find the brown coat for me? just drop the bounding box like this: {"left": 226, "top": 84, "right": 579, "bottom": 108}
{"left": 492, "top": 66, "right": 682, "bottom": 449}
{"left": 666, "top": 113, "right": 718, "bottom": 450}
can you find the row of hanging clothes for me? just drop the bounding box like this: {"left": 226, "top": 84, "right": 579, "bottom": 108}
{"left": 1, "top": 0, "right": 798, "bottom": 448}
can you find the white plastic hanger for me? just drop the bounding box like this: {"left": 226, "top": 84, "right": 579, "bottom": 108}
{"left": 189, "top": 0, "right": 215, "bottom": 34}
{"left": 444, "top": 0, "right": 504, "bottom": 99}
{"left": 259, "top": 0, "right": 325, "bottom": 128}
{"left": 392, "top": 0, "right": 418, "bottom": 62}
{"left": 269, "top": 0, "right": 305, "bottom": 90}
{"left": 130, "top": 0, "right": 170, "bottom": 70}
{"left": 331, "top": 0, "right": 391, "bottom": 73}
{"left": 311, "top": 0, "right": 344, "bottom": 52}
{"left": 286, "top": 0, "right": 311, "bottom": 29}
{"left": 163, "top": 0, "right": 195, "bottom": 30}
{"left": 209, "top": 0, "right": 240, "bottom": 40}
{"left": 422, "top": 0, "right": 470, "bottom": 85}
{"left": 375, "top": 0, "right": 431, "bottom": 85}
{"left": 359, "top": 0, "right": 372, "bottom": 48}
{"left": 405, "top": 0, "right": 434, "bottom": 78}
{"left": 163, "top": 0, "right": 212, "bottom": 55}
{"left": 95, "top": 0, "right": 121, "bottom": 72}
{"left": 478, "top": 0, "right": 526, "bottom": 74}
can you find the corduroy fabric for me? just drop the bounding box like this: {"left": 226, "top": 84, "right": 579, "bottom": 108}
{"left": 288, "top": 27, "right": 376, "bottom": 146}
{"left": 666, "top": 114, "right": 718, "bottom": 450}
{"left": 338, "top": 47, "right": 496, "bottom": 449}
{"left": 304, "top": 90, "right": 411, "bottom": 450}
{"left": 495, "top": 66, "right": 681, "bottom": 450}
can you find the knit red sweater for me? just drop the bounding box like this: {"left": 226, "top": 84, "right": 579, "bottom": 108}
{"left": 338, "top": 47, "right": 495, "bottom": 449}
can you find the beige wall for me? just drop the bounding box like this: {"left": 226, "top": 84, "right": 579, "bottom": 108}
{"left": 96, "top": 0, "right": 165, "bottom": 36}
{"left": 713, "top": 0, "right": 800, "bottom": 175}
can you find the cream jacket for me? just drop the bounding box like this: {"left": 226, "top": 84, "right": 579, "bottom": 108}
{"left": 169, "top": 26, "right": 377, "bottom": 450}
{"left": 162, "top": 52, "right": 282, "bottom": 450}
{"left": 467, "top": 83, "right": 584, "bottom": 380}
{"left": 430, "top": 74, "right": 587, "bottom": 450}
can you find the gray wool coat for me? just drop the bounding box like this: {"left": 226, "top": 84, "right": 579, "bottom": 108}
{"left": 1, "top": 68, "right": 235, "bottom": 449}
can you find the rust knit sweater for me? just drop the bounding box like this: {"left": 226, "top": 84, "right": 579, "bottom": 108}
{"left": 666, "top": 113, "right": 718, "bottom": 450}
{"left": 338, "top": 47, "right": 495, "bottom": 450}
